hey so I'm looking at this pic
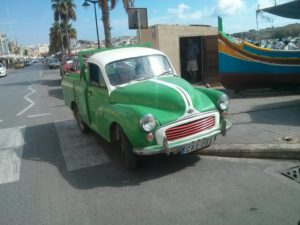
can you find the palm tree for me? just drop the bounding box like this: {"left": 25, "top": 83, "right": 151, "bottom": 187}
{"left": 97, "top": 0, "right": 134, "bottom": 47}
{"left": 49, "top": 22, "right": 77, "bottom": 55}
{"left": 49, "top": 22, "right": 63, "bottom": 54}
{"left": 51, "top": 0, "right": 65, "bottom": 53}
{"left": 68, "top": 25, "right": 77, "bottom": 40}
{"left": 63, "top": 25, "right": 77, "bottom": 50}
{"left": 51, "top": 0, "right": 77, "bottom": 54}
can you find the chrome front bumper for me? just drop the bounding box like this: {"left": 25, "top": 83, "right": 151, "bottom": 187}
{"left": 133, "top": 119, "right": 232, "bottom": 155}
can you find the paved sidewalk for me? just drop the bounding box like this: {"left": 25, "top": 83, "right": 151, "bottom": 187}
{"left": 197, "top": 87, "right": 300, "bottom": 159}
{"left": 6, "top": 68, "right": 15, "bottom": 74}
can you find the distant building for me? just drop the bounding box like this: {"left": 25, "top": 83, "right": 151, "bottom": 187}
{"left": 8, "top": 41, "right": 18, "bottom": 54}
{"left": 0, "top": 32, "right": 10, "bottom": 55}
{"left": 24, "top": 44, "right": 49, "bottom": 58}
{"left": 37, "top": 44, "right": 49, "bottom": 56}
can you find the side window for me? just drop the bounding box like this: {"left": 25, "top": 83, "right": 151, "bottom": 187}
{"left": 88, "top": 63, "right": 106, "bottom": 88}
{"left": 72, "top": 60, "right": 80, "bottom": 73}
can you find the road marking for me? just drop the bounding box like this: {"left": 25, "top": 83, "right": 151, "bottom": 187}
{"left": 0, "top": 120, "right": 3, "bottom": 122}
{"left": 55, "top": 120, "right": 110, "bottom": 171}
{"left": 0, "top": 126, "right": 25, "bottom": 185}
{"left": 39, "top": 71, "right": 43, "bottom": 77}
{"left": 16, "top": 85, "right": 36, "bottom": 116}
{"left": 27, "top": 113, "right": 51, "bottom": 118}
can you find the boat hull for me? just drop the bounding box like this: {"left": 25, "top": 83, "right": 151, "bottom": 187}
{"left": 218, "top": 32, "right": 300, "bottom": 89}
{"left": 220, "top": 73, "right": 300, "bottom": 89}
{"left": 242, "top": 41, "right": 300, "bottom": 59}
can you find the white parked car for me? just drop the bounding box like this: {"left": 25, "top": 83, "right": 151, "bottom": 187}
{"left": 48, "top": 58, "right": 60, "bottom": 69}
{"left": 0, "top": 63, "right": 7, "bottom": 77}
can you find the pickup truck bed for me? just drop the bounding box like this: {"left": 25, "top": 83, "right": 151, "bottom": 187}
{"left": 61, "top": 73, "right": 80, "bottom": 109}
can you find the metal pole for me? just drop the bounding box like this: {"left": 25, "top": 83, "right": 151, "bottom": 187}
{"left": 256, "top": 5, "right": 260, "bottom": 43}
{"left": 137, "top": 10, "right": 141, "bottom": 44}
{"left": 92, "top": 2, "right": 100, "bottom": 48}
{"left": 0, "top": 34, "right": 4, "bottom": 55}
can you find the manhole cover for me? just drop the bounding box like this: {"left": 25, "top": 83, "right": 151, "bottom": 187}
{"left": 281, "top": 166, "right": 300, "bottom": 183}
{"left": 278, "top": 136, "right": 298, "bottom": 143}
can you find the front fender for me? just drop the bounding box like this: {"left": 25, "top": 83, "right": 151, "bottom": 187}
{"left": 101, "top": 104, "right": 160, "bottom": 147}
{"left": 194, "top": 88, "right": 227, "bottom": 111}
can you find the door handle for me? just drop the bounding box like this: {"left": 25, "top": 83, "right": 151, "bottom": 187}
{"left": 88, "top": 91, "right": 92, "bottom": 96}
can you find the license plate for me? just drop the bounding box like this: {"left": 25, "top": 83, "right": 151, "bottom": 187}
{"left": 179, "top": 136, "right": 215, "bottom": 154}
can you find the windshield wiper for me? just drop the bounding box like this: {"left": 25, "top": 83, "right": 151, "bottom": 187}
{"left": 157, "top": 71, "right": 172, "bottom": 77}
{"left": 136, "top": 77, "right": 149, "bottom": 81}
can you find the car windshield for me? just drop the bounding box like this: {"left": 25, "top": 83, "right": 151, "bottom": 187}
{"left": 105, "top": 54, "right": 174, "bottom": 86}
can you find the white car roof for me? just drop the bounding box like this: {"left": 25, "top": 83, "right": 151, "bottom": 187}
{"left": 87, "top": 47, "right": 167, "bottom": 67}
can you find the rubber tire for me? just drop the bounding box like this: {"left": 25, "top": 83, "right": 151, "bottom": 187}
{"left": 73, "top": 105, "right": 90, "bottom": 134}
{"left": 119, "top": 128, "right": 138, "bottom": 170}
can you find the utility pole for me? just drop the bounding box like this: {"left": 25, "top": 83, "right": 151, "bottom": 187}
{"left": 0, "top": 34, "right": 4, "bottom": 55}
{"left": 256, "top": 5, "right": 260, "bottom": 43}
{"left": 82, "top": 0, "right": 101, "bottom": 48}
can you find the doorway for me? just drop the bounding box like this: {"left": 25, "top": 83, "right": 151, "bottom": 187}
{"left": 179, "top": 35, "right": 219, "bottom": 84}
{"left": 179, "top": 36, "right": 202, "bottom": 83}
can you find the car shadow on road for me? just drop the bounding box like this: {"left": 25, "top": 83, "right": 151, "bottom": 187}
{"left": 48, "top": 87, "right": 63, "bottom": 100}
{"left": 21, "top": 122, "right": 200, "bottom": 190}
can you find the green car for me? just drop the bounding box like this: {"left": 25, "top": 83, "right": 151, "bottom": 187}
{"left": 61, "top": 46, "right": 231, "bottom": 169}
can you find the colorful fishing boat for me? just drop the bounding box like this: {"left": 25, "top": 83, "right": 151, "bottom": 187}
{"left": 218, "top": 17, "right": 300, "bottom": 90}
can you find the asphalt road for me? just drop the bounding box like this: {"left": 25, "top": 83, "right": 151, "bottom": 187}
{"left": 0, "top": 63, "right": 299, "bottom": 225}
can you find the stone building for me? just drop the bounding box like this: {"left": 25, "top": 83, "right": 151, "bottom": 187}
{"left": 140, "top": 24, "right": 219, "bottom": 85}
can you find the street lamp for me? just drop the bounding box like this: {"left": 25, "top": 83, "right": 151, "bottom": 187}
{"left": 82, "top": 0, "right": 100, "bottom": 48}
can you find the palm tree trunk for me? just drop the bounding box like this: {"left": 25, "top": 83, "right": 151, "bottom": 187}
{"left": 100, "top": 0, "right": 112, "bottom": 48}
{"left": 64, "top": 16, "right": 71, "bottom": 53}
{"left": 59, "top": 19, "right": 65, "bottom": 55}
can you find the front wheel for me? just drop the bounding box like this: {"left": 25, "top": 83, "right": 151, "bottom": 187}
{"left": 119, "top": 128, "right": 138, "bottom": 170}
{"left": 73, "top": 105, "right": 90, "bottom": 134}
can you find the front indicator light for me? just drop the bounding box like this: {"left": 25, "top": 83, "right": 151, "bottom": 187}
{"left": 221, "top": 111, "right": 228, "bottom": 118}
{"left": 146, "top": 133, "right": 154, "bottom": 142}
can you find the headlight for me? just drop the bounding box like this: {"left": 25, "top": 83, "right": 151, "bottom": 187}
{"left": 218, "top": 94, "right": 229, "bottom": 111}
{"left": 140, "top": 114, "right": 156, "bottom": 132}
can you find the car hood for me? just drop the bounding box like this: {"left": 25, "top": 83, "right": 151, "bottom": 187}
{"left": 110, "top": 76, "right": 216, "bottom": 124}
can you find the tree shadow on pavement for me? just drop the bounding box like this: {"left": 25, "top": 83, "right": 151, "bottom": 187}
{"left": 246, "top": 99, "right": 300, "bottom": 127}
{"left": 214, "top": 87, "right": 300, "bottom": 100}
{"left": 21, "top": 122, "right": 200, "bottom": 190}
{"left": 0, "top": 80, "right": 40, "bottom": 87}
{"left": 40, "top": 78, "right": 62, "bottom": 87}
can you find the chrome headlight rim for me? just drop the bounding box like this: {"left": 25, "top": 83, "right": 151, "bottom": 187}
{"left": 218, "top": 94, "right": 229, "bottom": 111}
{"left": 140, "top": 114, "right": 157, "bottom": 132}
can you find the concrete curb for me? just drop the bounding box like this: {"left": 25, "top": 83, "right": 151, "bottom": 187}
{"left": 197, "top": 144, "right": 300, "bottom": 160}
{"left": 7, "top": 68, "right": 15, "bottom": 74}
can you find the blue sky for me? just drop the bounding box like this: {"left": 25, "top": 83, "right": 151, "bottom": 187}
{"left": 0, "top": 0, "right": 298, "bottom": 46}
